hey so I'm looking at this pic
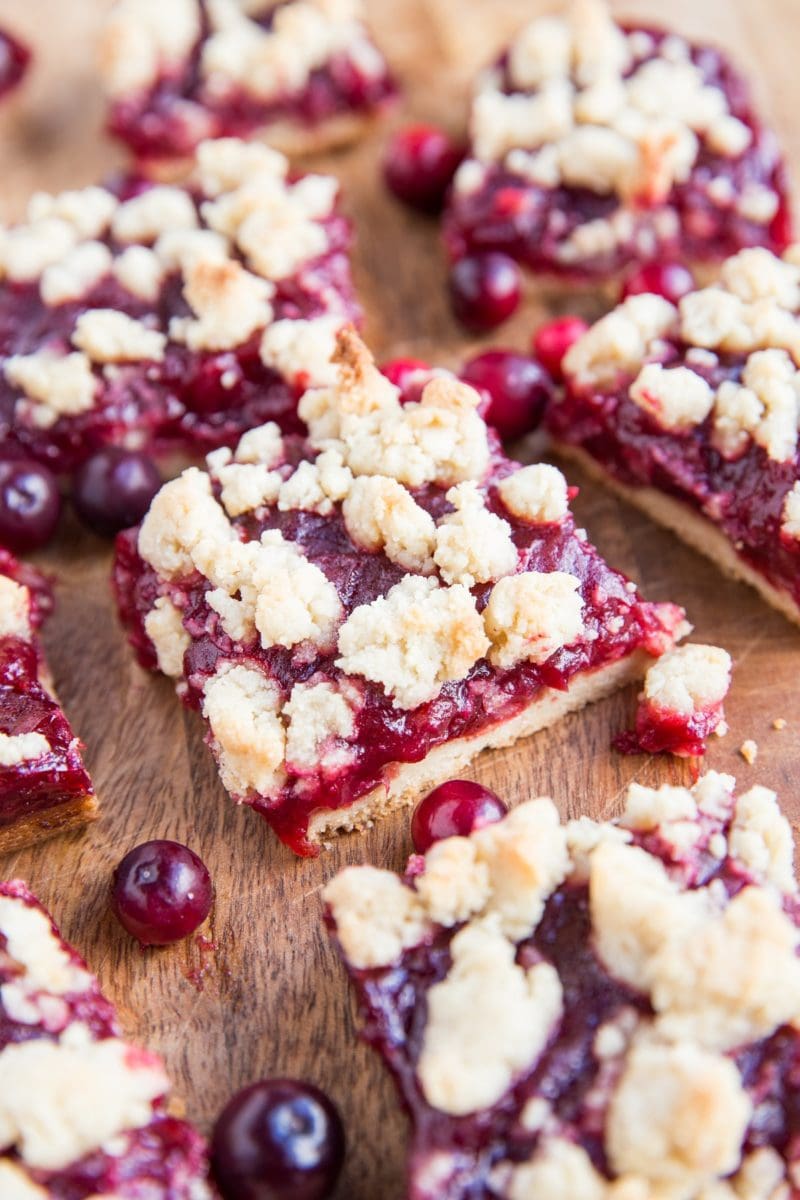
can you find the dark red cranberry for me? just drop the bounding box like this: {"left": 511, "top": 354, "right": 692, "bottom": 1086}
{"left": 532, "top": 316, "right": 590, "bottom": 380}
{"left": 111, "top": 840, "right": 213, "bottom": 946}
{"left": 212, "top": 1079, "right": 345, "bottom": 1200}
{"left": 449, "top": 252, "right": 522, "bottom": 332}
{"left": 621, "top": 262, "right": 695, "bottom": 304}
{"left": 380, "top": 357, "right": 431, "bottom": 391}
{"left": 0, "top": 458, "right": 61, "bottom": 553}
{"left": 411, "top": 780, "right": 508, "bottom": 853}
{"left": 383, "top": 124, "right": 464, "bottom": 213}
{"left": 461, "top": 350, "right": 552, "bottom": 439}
{"left": 73, "top": 448, "right": 161, "bottom": 537}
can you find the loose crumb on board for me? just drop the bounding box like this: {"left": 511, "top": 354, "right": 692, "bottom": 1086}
{"left": 739, "top": 738, "right": 759, "bottom": 764}
{"left": 773, "top": 717, "right": 788, "bottom": 730}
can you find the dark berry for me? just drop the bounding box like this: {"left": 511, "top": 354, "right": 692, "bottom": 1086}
{"left": 111, "top": 840, "right": 213, "bottom": 946}
{"left": 461, "top": 350, "right": 552, "bottom": 439}
{"left": 532, "top": 316, "right": 590, "bottom": 380}
{"left": 383, "top": 124, "right": 464, "bottom": 213}
{"left": 212, "top": 1079, "right": 345, "bottom": 1200}
{"left": 621, "top": 261, "right": 695, "bottom": 304}
{"left": 0, "top": 458, "right": 61, "bottom": 553}
{"left": 73, "top": 448, "right": 161, "bottom": 537}
{"left": 411, "top": 780, "right": 508, "bottom": 853}
{"left": 449, "top": 252, "right": 521, "bottom": 332}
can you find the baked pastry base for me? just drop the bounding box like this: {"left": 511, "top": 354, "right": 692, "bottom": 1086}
{"left": 0, "top": 792, "right": 98, "bottom": 855}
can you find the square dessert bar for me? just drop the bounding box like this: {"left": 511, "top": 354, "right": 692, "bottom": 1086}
{"left": 114, "top": 328, "right": 686, "bottom": 855}
{"left": 0, "top": 879, "right": 214, "bottom": 1198}
{"left": 325, "top": 770, "right": 800, "bottom": 1200}
{"left": 0, "top": 137, "right": 359, "bottom": 477}
{"left": 0, "top": 551, "right": 96, "bottom": 855}
{"left": 547, "top": 248, "right": 800, "bottom": 626}
{"left": 101, "top": 0, "right": 395, "bottom": 162}
{"left": 444, "top": 0, "right": 791, "bottom": 283}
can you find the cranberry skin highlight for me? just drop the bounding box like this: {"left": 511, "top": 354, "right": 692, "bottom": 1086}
{"left": 411, "top": 780, "right": 508, "bottom": 853}
{"left": 461, "top": 350, "right": 552, "bottom": 439}
{"left": 0, "top": 458, "right": 61, "bottom": 553}
{"left": 449, "top": 252, "right": 522, "bottom": 332}
{"left": 383, "top": 124, "right": 464, "bottom": 213}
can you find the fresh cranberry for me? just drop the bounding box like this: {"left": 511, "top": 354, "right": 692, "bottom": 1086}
{"left": 461, "top": 350, "right": 552, "bottom": 439}
{"left": 449, "top": 252, "right": 521, "bottom": 332}
{"left": 411, "top": 780, "right": 508, "bottom": 853}
{"left": 0, "top": 459, "right": 61, "bottom": 553}
{"left": 111, "top": 840, "right": 213, "bottom": 946}
{"left": 621, "top": 261, "right": 695, "bottom": 304}
{"left": 383, "top": 124, "right": 464, "bottom": 214}
{"left": 380, "top": 357, "right": 431, "bottom": 393}
{"left": 212, "top": 1079, "right": 345, "bottom": 1200}
{"left": 73, "top": 448, "right": 161, "bottom": 537}
{"left": 532, "top": 316, "right": 590, "bottom": 380}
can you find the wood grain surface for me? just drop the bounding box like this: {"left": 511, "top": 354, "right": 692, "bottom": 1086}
{"left": 0, "top": 2, "right": 799, "bottom": 1195}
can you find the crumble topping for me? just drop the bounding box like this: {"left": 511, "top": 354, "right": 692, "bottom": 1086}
{"left": 327, "top": 770, "right": 800, "bottom": 1194}
{"left": 497, "top": 463, "right": 569, "bottom": 524}
{"left": 100, "top": 0, "right": 202, "bottom": 98}
{"left": 342, "top": 475, "right": 436, "bottom": 573}
{"left": 740, "top": 738, "right": 759, "bottom": 765}
{"left": 629, "top": 363, "right": 715, "bottom": 432}
{"left": 466, "top": 0, "right": 756, "bottom": 215}
{"left": 565, "top": 246, "right": 800, "bottom": 464}
{"left": 483, "top": 571, "right": 585, "bottom": 669}
{"left": 335, "top": 576, "right": 489, "bottom": 710}
{"left": 202, "top": 663, "right": 286, "bottom": 796}
{"left": 144, "top": 596, "right": 189, "bottom": 678}
{"left": 417, "top": 920, "right": 563, "bottom": 1115}
{"left": 0, "top": 731, "right": 50, "bottom": 767}
{"left": 72, "top": 309, "right": 167, "bottom": 364}
{"left": 781, "top": 480, "right": 800, "bottom": 539}
{"left": 642, "top": 643, "right": 732, "bottom": 716}
{"left": 0, "top": 895, "right": 89, "bottom": 996}
{"left": 433, "top": 482, "right": 518, "bottom": 588}
{"left": 0, "top": 576, "right": 31, "bottom": 639}
{"left": 277, "top": 449, "right": 352, "bottom": 516}
{"left": 1, "top": 137, "right": 349, "bottom": 433}
{"left": 283, "top": 680, "right": 358, "bottom": 773}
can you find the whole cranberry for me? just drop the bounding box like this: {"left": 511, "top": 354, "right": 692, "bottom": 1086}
{"left": 0, "top": 458, "right": 61, "bottom": 553}
{"left": 380, "top": 357, "right": 432, "bottom": 394}
{"left": 73, "top": 448, "right": 161, "bottom": 536}
{"left": 621, "top": 262, "right": 695, "bottom": 304}
{"left": 411, "top": 780, "right": 508, "bottom": 853}
{"left": 449, "top": 252, "right": 522, "bottom": 332}
{"left": 212, "top": 1079, "right": 345, "bottom": 1200}
{"left": 461, "top": 350, "right": 552, "bottom": 439}
{"left": 383, "top": 124, "right": 464, "bottom": 214}
{"left": 532, "top": 316, "right": 590, "bottom": 380}
{"left": 111, "top": 840, "right": 213, "bottom": 946}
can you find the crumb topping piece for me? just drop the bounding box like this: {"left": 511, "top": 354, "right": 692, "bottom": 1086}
{"left": 497, "top": 463, "right": 569, "bottom": 524}
{"left": 466, "top": 0, "right": 757, "bottom": 220}
{"left": 643, "top": 643, "right": 731, "bottom": 716}
{"left": 483, "top": 571, "right": 585, "bottom": 669}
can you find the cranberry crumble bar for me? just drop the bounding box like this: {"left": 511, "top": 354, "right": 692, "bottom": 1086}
{"left": 0, "top": 551, "right": 96, "bottom": 855}
{"left": 0, "top": 137, "right": 359, "bottom": 478}
{"left": 443, "top": 0, "right": 791, "bottom": 288}
{"left": 615, "top": 642, "right": 732, "bottom": 757}
{"left": 326, "top": 770, "right": 800, "bottom": 1200}
{"left": 0, "top": 879, "right": 214, "bottom": 1198}
{"left": 113, "top": 328, "right": 686, "bottom": 855}
{"left": 547, "top": 250, "right": 800, "bottom": 626}
{"left": 100, "top": 0, "right": 395, "bottom": 163}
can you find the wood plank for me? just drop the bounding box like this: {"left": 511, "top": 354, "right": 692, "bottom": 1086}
{"left": 0, "top": 2, "right": 798, "bottom": 1195}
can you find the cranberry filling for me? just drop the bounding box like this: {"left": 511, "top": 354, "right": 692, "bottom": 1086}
{"left": 327, "top": 820, "right": 800, "bottom": 1197}
{"left": 0, "top": 27, "right": 29, "bottom": 101}
{"left": 614, "top": 700, "right": 724, "bottom": 758}
{"left": 547, "top": 343, "right": 800, "bottom": 612}
{"left": 114, "top": 438, "right": 681, "bottom": 857}
{"left": 0, "top": 184, "right": 359, "bottom": 476}
{"left": 444, "top": 27, "right": 792, "bottom": 282}
{"left": 107, "top": 1, "right": 395, "bottom": 161}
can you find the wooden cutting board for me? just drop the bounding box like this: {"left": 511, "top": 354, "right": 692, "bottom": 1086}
{"left": 0, "top": 1, "right": 798, "bottom": 1194}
